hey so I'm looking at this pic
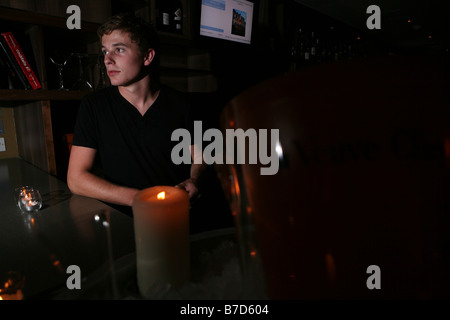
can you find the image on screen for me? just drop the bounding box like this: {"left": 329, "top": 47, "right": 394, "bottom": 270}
{"left": 200, "top": 0, "right": 254, "bottom": 44}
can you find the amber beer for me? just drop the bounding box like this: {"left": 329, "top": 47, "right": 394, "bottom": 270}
{"left": 220, "top": 55, "right": 450, "bottom": 299}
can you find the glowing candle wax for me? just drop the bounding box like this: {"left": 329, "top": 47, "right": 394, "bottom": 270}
{"left": 132, "top": 186, "right": 190, "bottom": 298}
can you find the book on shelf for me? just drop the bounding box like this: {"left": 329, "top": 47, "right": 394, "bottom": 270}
{"left": 0, "top": 31, "right": 41, "bottom": 90}
{"left": 0, "top": 37, "right": 30, "bottom": 89}
{"left": 0, "top": 49, "right": 11, "bottom": 89}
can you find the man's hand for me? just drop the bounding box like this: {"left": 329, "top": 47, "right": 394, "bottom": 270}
{"left": 175, "top": 178, "right": 200, "bottom": 202}
{"left": 176, "top": 146, "right": 206, "bottom": 204}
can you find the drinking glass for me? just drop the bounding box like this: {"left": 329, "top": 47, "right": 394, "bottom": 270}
{"left": 219, "top": 56, "right": 450, "bottom": 299}
{"left": 14, "top": 185, "right": 31, "bottom": 207}
{"left": 71, "top": 53, "right": 93, "bottom": 91}
{"left": 95, "top": 54, "right": 108, "bottom": 90}
{"left": 17, "top": 187, "right": 42, "bottom": 213}
{"left": 49, "top": 53, "right": 72, "bottom": 90}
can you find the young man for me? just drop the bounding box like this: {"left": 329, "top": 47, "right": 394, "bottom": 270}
{"left": 67, "top": 13, "right": 202, "bottom": 215}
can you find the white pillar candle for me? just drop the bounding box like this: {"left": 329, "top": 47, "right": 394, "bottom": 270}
{"left": 132, "top": 186, "right": 190, "bottom": 298}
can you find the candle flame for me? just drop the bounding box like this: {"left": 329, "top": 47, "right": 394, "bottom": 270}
{"left": 157, "top": 191, "right": 166, "bottom": 200}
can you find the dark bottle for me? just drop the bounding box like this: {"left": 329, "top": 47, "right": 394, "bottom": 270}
{"left": 172, "top": 0, "right": 183, "bottom": 34}
{"left": 289, "top": 27, "right": 299, "bottom": 72}
{"left": 302, "top": 30, "right": 312, "bottom": 66}
{"left": 310, "top": 31, "right": 317, "bottom": 64}
{"left": 157, "top": 0, "right": 172, "bottom": 32}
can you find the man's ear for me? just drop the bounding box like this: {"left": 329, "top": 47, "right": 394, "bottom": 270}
{"left": 144, "top": 48, "right": 156, "bottom": 66}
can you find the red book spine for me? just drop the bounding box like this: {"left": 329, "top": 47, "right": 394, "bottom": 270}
{"left": 1, "top": 32, "right": 41, "bottom": 90}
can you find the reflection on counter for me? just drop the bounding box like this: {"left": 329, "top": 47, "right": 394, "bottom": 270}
{"left": 43, "top": 227, "right": 267, "bottom": 300}
{"left": 0, "top": 271, "right": 25, "bottom": 300}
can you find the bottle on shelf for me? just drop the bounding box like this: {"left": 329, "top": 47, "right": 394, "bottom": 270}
{"left": 157, "top": 0, "right": 172, "bottom": 32}
{"left": 172, "top": 0, "right": 183, "bottom": 34}
{"left": 303, "top": 30, "right": 311, "bottom": 63}
{"left": 310, "top": 31, "right": 317, "bottom": 64}
{"left": 315, "top": 37, "right": 323, "bottom": 64}
{"left": 288, "top": 26, "right": 300, "bottom": 72}
{"left": 297, "top": 28, "right": 306, "bottom": 63}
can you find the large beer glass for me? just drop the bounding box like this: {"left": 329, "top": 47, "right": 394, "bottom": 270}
{"left": 218, "top": 55, "right": 450, "bottom": 299}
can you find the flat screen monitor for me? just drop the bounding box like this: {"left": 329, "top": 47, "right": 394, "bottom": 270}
{"left": 200, "top": 0, "right": 254, "bottom": 45}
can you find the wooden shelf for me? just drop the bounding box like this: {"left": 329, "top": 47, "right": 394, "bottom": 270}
{"left": 0, "top": 1, "right": 110, "bottom": 178}
{"left": 0, "top": 89, "right": 92, "bottom": 101}
{"left": 0, "top": 6, "right": 100, "bottom": 32}
{"left": 157, "top": 31, "right": 193, "bottom": 46}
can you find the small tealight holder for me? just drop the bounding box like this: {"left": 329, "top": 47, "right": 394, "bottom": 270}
{"left": 16, "top": 186, "right": 42, "bottom": 213}
{"left": 14, "top": 186, "right": 29, "bottom": 207}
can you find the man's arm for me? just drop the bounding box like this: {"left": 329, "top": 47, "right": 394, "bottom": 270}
{"left": 67, "top": 145, "right": 139, "bottom": 206}
{"left": 175, "top": 145, "right": 206, "bottom": 200}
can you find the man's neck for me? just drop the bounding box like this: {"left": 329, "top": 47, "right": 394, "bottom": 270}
{"left": 118, "top": 79, "right": 160, "bottom": 116}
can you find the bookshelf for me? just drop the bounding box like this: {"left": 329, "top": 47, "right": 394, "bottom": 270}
{"left": 0, "top": 3, "right": 106, "bottom": 177}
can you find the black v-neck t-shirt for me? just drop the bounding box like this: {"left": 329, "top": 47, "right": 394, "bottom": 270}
{"left": 73, "top": 85, "right": 193, "bottom": 191}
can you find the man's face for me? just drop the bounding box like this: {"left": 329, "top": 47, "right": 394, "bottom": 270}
{"left": 101, "top": 30, "right": 151, "bottom": 87}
